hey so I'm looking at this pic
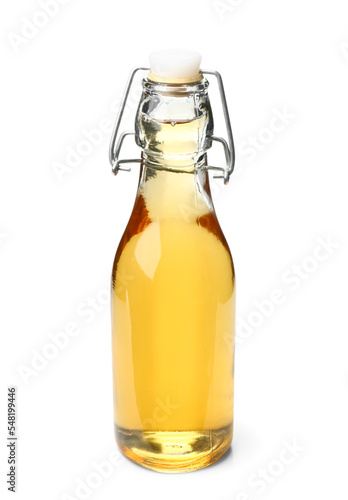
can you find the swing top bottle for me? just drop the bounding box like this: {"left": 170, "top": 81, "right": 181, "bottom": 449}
{"left": 110, "top": 49, "right": 236, "bottom": 472}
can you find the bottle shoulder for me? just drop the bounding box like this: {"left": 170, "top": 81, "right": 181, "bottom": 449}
{"left": 112, "top": 196, "right": 234, "bottom": 290}
{"left": 197, "top": 212, "right": 233, "bottom": 262}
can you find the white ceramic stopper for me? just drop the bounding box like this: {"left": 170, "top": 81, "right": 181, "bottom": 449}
{"left": 149, "top": 49, "right": 202, "bottom": 80}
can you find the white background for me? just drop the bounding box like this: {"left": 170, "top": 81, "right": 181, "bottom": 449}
{"left": 1, "top": 0, "right": 348, "bottom": 498}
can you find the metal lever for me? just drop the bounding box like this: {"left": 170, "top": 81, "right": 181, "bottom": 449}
{"left": 109, "top": 67, "right": 149, "bottom": 175}
{"left": 109, "top": 67, "right": 236, "bottom": 184}
{"left": 202, "top": 70, "right": 235, "bottom": 184}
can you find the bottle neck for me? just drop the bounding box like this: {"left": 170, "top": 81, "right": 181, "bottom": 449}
{"left": 135, "top": 78, "right": 213, "bottom": 167}
{"left": 137, "top": 159, "right": 214, "bottom": 222}
{"left": 134, "top": 77, "right": 215, "bottom": 222}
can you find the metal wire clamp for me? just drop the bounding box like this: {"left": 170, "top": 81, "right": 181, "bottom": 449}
{"left": 109, "top": 68, "right": 235, "bottom": 184}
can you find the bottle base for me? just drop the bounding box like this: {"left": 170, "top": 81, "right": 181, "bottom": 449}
{"left": 115, "top": 424, "right": 233, "bottom": 473}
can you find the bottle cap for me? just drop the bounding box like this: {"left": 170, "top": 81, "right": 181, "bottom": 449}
{"left": 148, "top": 49, "right": 202, "bottom": 83}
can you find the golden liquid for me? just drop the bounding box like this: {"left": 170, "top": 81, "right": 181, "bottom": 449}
{"left": 111, "top": 119, "right": 235, "bottom": 472}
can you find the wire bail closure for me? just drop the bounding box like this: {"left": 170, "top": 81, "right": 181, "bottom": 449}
{"left": 109, "top": 68, "right": 236, "bottom": 184}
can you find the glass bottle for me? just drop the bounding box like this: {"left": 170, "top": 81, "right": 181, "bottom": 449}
{"left": 110, "top": 50, "right": 236, "bottom": 472}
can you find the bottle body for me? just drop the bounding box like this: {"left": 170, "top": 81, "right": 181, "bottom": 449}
{"left": 111, "top": 166, "right": 235, "bottom": 472}
{"left": 111, "top": 76, "right": 235, "bottom": 472}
